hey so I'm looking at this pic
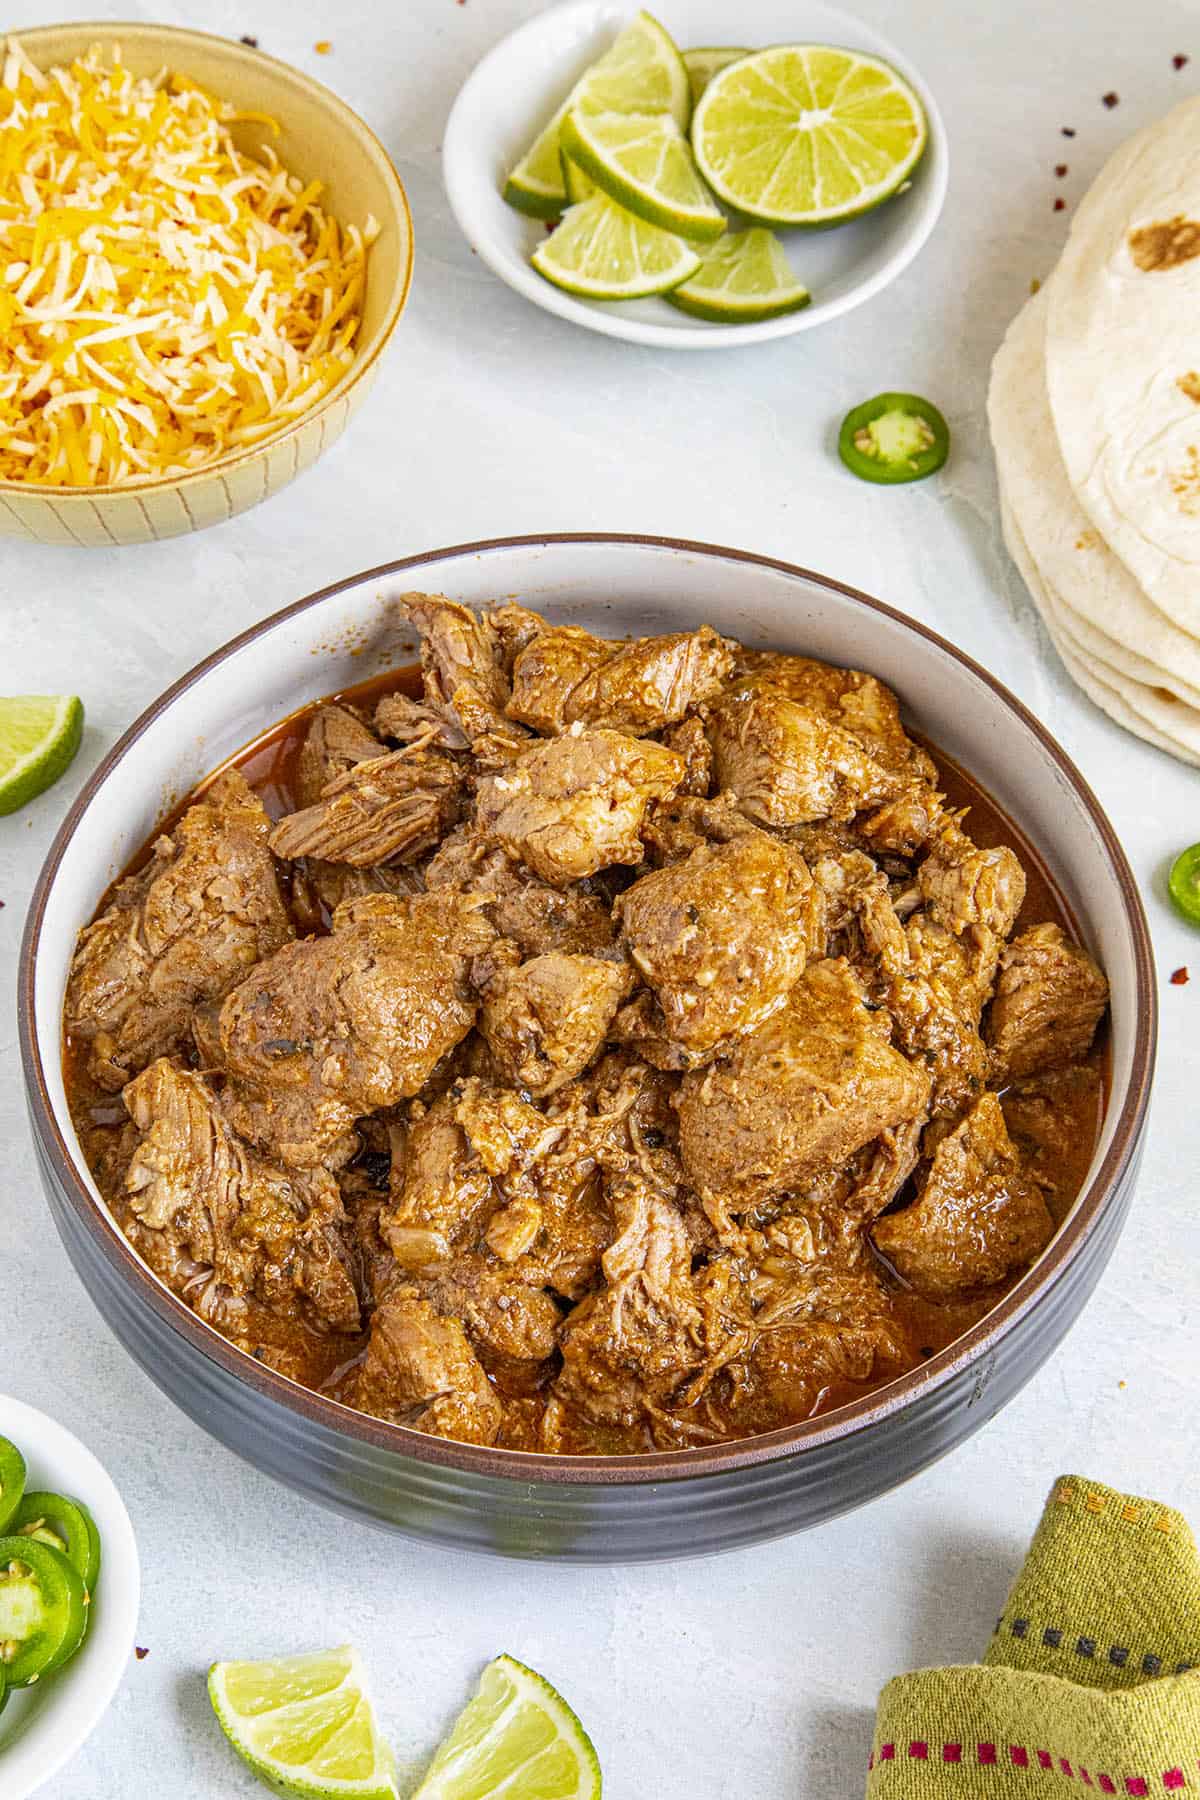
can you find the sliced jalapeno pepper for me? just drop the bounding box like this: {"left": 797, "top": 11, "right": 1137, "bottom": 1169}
{"left": 838, "top": 391, "right": 950, "bottom": 484}
{"left": 13, "top": 1493, "right": 101, "bottom": 1594}
{"left": 0, "top": 1438, "right": 26, "bottom": 1534}
{"left": 1169, "top": 842, "right": 1200, "bottom": 927}
{"left": 0, "top": 1535, "right": 88, "bottom": 1686}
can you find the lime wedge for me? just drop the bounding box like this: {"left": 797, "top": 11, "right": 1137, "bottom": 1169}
{"left": 560, "top": 109, "right": 725, "bottom": 242}
{"left": 682, "top": 46, "right": 751, "bottom": 105}
{"left": 0, "top": 694, "right": 84, "bottom": 816}
{"left": 208, "top": 1647, "right": 398, "bottom": 1800}
{"left": 560, "top": 150, "right": 596, "bottom": 205}
{"left": 504, "top": 11, "right": 690, "bottom": 217}
{"left": 532, "top": 191, "right": 700, "bottom": 299}
{"left": 691, "top": 44, "right": 927, "bottom": 227}
{"left": 411, "top": 1655, "right": 600, "bottom": 1800}
{"left": 667, "top": 227, "right": 810, "bottom": 322}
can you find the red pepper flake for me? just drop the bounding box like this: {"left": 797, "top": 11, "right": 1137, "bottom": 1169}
{"left": 1170, "top": 966, "right": 1190, "bottom": 985}
{"left": 1062, "top": 126, "right": 1076, "bottom": 136}
{"left": 1102, "top": 91, "right": 1120, "bottom": 108}
{"left": 1055, "top": 163, "right": 1068, "bottom": 177}
{"left": 239, "top": 34, "right": 258, "bottom": 46}
{"left": 135, "top": 1646, "right": 150, "bottom": 1660}
{"left": 1174, "top": 53, "right": 1189, "bottom": 69}
{"left": 1054, "top": 197, "right": 1066, "bottom": 211}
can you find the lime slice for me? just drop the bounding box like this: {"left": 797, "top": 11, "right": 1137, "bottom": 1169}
{"left": 411, "top": 1655, "right": 600, "bottom": 1800}
{"left": 504, "top": 10, "right": 690, "bottom": 217}
{"left": 0, "top": 694, "right": 84, "bottom": 816}
{"left": 208, "top": 1647, "right": 398, "bottom": 1800}
{"left": 691, "top": 44, "right": 928, "bottom": 227}
{"left": 560, "top": 109, "right": 725, "bottom": 242}
{"left": 682, "top": 46, "right": 751, "bottom": 105}
{"left": 532, "top": 191, "right": 700, "bottom": 299}
{"left": 667, "top": 227, "right": 810, "bottom": 322}
{"left": 560, "top": 151, "right": 596, "bottom": 205}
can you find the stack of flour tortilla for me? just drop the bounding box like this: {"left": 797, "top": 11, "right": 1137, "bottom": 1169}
{"left": 989, "top": 98, "right": 1200, "bottom": 766}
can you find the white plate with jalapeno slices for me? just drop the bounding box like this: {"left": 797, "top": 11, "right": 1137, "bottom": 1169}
{"left": 0, "top": 1397, "right": 139, "bottom": 1800}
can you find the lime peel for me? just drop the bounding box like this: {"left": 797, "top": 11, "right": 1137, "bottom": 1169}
{"left": 532, "top": 191, "right": 700, "bottom": 300}
{"left": 560, "top": 108, "right": 725, "bottom": 242}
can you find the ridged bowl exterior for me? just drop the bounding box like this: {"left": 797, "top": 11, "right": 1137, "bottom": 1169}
{"left": 20, "top": 535, "right": 1156, "bottom": 1561}
{"left": 0, "top": 23, "right": 413, "bottom": 546}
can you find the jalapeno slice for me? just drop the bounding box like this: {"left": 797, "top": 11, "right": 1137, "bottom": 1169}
{"left": 0, "top": 1535, "right": 88, "bottom": 1686}
{"left": 1169, "top": 842, "right": 1200, "bottom": 927}
{"left": 0, "top": 1439, "right": 26, "bottom": 1534}
{"left": 13, "top": 1493, "right": 101, "bottom": 1594}
{"left": 838, "top": 391, "right": 950, "bottom": 484}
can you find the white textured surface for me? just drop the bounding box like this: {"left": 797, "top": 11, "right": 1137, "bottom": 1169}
{"left": 1, "top": 2, "right": 1198, "bottom": 1795}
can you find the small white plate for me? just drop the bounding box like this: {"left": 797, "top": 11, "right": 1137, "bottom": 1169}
{"left": 443, "top": 0, "right": 948, "bottom": 349}
{"left": 0, "top": 1397, "right": 140, "bottom": 1800}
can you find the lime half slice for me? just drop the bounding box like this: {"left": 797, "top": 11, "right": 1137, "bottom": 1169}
{"left": 208, "top": 1647, "right": 398, "bottom": 1800}
{"left": 560, "top": 109, "right": 725, "bottom": 241}
{"left": 411, "top": 1655, "right": 600, "bottom": 1800}
{"left": 504, "top": 10, "right": 690, "bottom": 217}
{"left": 691, "top": 44, "right": 927, "bottom": 227}
{"left": 0, "top": 694, "right": 83, "bottom": 816}
{"left": 561, "top": 151, "right": 596, "bottom": 205}
{"left": 667, "top": 227, "right": 810, "bottom": 322}
{"left": 532, "top": 191, "right": 700, "bottom": 299}
{"left": 682, "top": 46, "right": 751, "bottom": 105}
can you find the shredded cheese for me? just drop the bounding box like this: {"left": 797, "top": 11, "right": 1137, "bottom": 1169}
{"left": 0, "top": 36, "right": 379, "bottom": 487}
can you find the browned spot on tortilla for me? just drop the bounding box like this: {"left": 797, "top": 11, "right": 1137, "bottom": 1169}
{"left": 1129, "top": 215, "right": 1200, "bottom": 270}
{"left": 1075, "top": 529, "right": 1100, "bottom": 550}
{"left": 1153, "top": 687, "right": 1178, "bottom": 705}
{"left": 1178, "top": 371, "right": 1200, "bottom": 404}
{"left": 1169, "top": 444, "right": 1200, "bottom": 513}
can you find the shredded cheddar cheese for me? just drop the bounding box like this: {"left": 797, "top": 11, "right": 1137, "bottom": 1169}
{"left": 0, "top": 37, "right": 378, "bottom": 487}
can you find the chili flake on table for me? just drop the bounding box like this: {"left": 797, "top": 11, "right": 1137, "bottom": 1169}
{"left": 0, "top": 35, "right": 377, "bottom": 488}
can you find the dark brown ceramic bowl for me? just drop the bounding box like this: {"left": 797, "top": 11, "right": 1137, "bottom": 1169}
{"left": 20, "top": 536, "right": 1156, "bottom": 1561}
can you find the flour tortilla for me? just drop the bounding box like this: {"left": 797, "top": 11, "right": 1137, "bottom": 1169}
{"left": 999, "top": 489, "right": 1200, "bottom": 767}
{"left": 990, "top": 284, "right": 1200, "bottom": 709}
{"left": 1045, "top": 96, "right": 1200, "bottom": 640}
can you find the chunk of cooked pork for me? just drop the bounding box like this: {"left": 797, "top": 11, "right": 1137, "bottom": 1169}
{"left": 708, "top": 687, "right": 903, "bottom": 827}
{"left": 507, "top": 623, "right": 734, "bottom": 735}
{"left": 382, "top": 1092, "right": 493, "bottom": 1267}
{"left": 399, "top": 592, "right": 528, "bottom": 764}
{"left": 474, "top": 727, "right": 685, "bottom": 886}
{"left": 373, "top": 691, "right": 468, "bottom": 751}
{"left": 660, "top": 713, "right": 713, "bottom": 795}
{"left": 268, "top": 745, "right": 462, "bottom": 867}
{"left": 986, "top": 923, "right": 1108, "bottom": 1080}
{"left": 353, "top": 1285, "right": 502, "bottom": 1443}
{"left": 918, "top": 819, "right": 1026, "bottom": 939}
{"left": 65, "top": 770, "right": 293, "bottom": 1090}
{"left": 217, "top": 891, "right": 496, "bottom": 1168}
{"left": 615, "top": 830, "right": 825, "bottom": 1063}
{"left": 123, "top": 1059, "right": 360, "bottom": 1332}
{"left": 477, "top": 948, "right": 633, "bottom": 1095}
{"left": 425, "top": 829, "right": 616, "bottom": 956}
{"left": 553, "top": 1177, "right": 713, "bottom": 1435}
{"left": 676, "top": 958, "right": 931, "bottom": 1224}
{"left": 730, "top": 651, "right": 937, "bottom": 784}
{"left": 872, "top": 1092, "right": 1053, "bottom": 1299}
{"left": 294, "top": 704, "right": 381, "bottom": 808}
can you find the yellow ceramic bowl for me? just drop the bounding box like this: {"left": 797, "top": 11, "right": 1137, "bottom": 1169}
{"left": 0, "top": 22, "right": 413, "bottom": 546}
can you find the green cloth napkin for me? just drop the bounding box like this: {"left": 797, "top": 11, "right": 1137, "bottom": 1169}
{"left": 868, "top": 1477, "right": 1200, "bottom": 1796}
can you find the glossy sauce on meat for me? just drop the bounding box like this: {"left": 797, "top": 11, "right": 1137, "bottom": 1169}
{"left": 64, "top": 611, "right": 1108, "bottom": 1453}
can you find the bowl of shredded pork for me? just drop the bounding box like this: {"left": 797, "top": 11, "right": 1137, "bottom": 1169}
{"left": 21, "top": 537, "right": 1154, "bottom": 1557}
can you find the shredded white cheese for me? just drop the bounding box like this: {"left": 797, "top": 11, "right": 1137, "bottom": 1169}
{"left": 0, "top": 36, "right": 378, "bottom": 487}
